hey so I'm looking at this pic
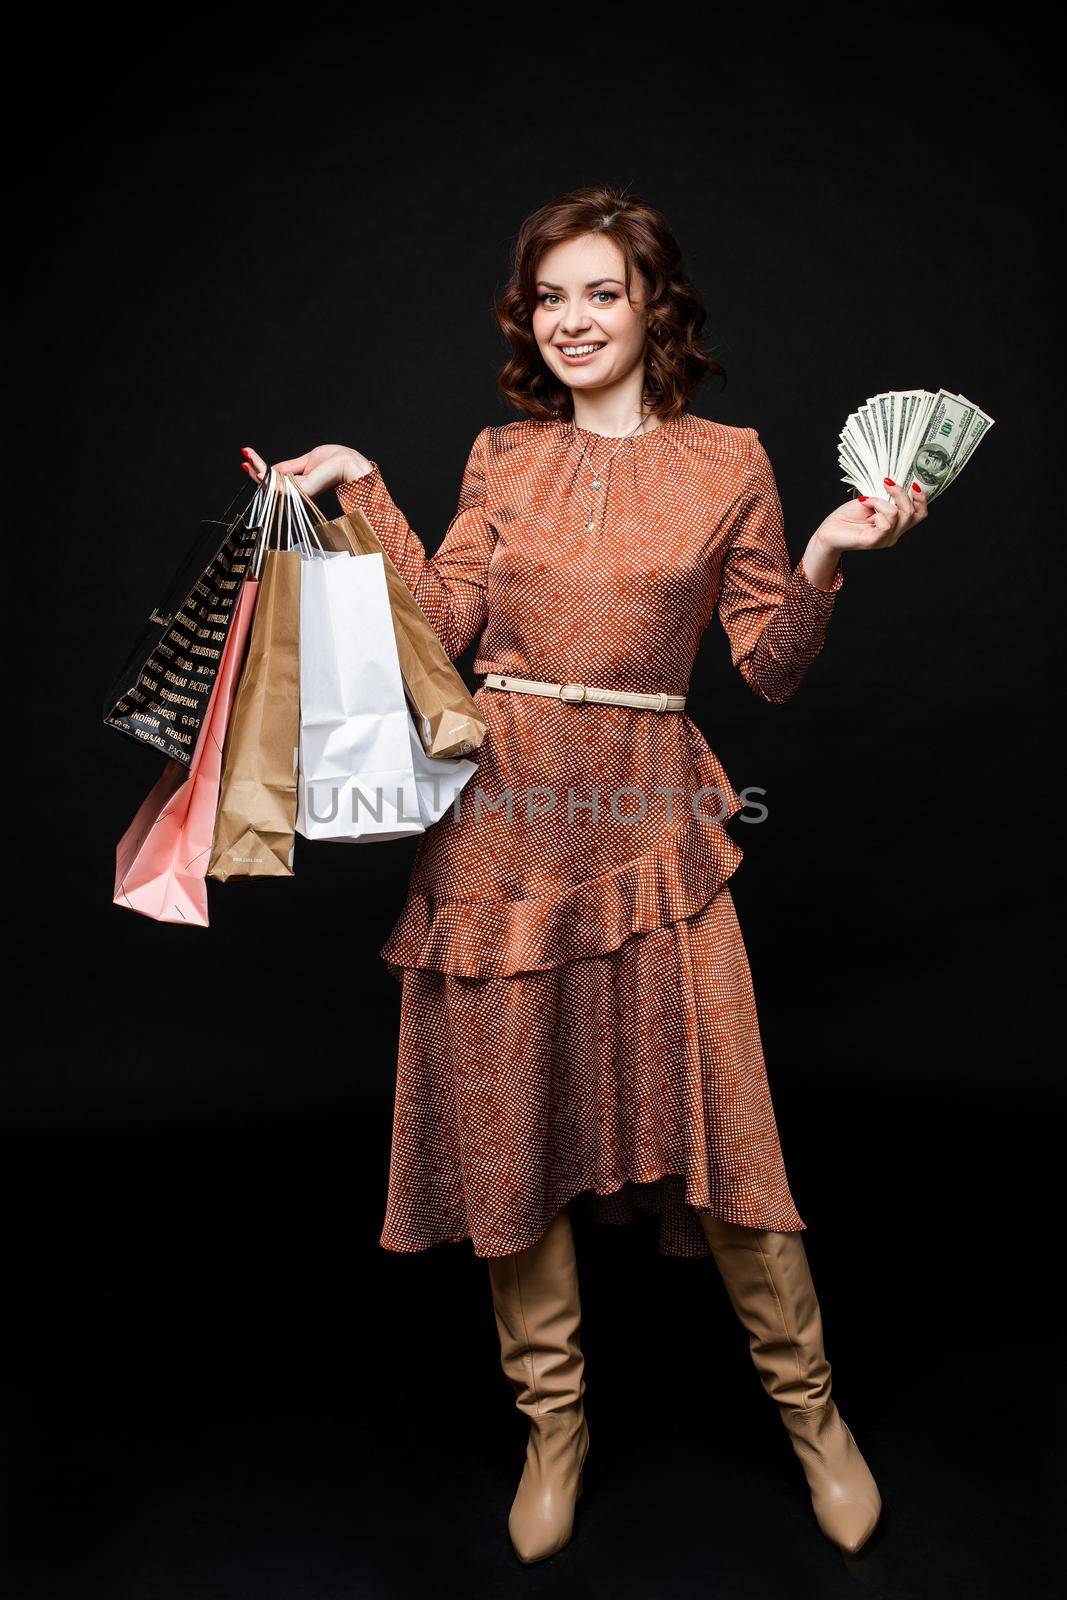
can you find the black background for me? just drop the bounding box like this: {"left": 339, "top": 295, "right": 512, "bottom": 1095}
{"left": 6, "top": 13, "right": 1061, "bottom": 1599}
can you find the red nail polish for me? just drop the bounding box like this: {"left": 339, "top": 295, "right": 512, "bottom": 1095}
{"left": 912, "top": 482, "right": 921, "bottom": 494}
{"left": 858, "top": 495, "right": 867, "bottom": 502}
{"left": 883, "top": 477, "right": 895, "bottom": 486}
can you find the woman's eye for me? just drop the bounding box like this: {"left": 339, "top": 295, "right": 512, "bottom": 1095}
{"left": 592, "top": 291, "right": 617, "bottom": 304}
{"left": 538, "top": 293, "right": 562, "bottom": 306}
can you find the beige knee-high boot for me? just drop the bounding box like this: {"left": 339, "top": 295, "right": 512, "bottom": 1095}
{"left": 487, "top": 1206, "right": 590, "bottom": 1564}
{"left": 699, "top": 1217, "right": 881, "bottom": 1555}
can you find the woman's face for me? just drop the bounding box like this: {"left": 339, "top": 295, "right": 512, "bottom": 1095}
{"left": 531, "top": 233, "right": 649, "bottom": 399}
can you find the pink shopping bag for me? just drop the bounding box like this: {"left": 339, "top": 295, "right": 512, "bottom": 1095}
{"left": 114, "top": 575, "right": 258, "bottom": 926}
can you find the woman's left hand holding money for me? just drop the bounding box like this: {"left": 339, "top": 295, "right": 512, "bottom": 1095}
{"left": 802, "top": 478, "right": 929, "bottom": 589}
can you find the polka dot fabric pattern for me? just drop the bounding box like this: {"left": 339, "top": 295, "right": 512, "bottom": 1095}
{"left": 336, "top": 412, "right": 843, "bottom": 1258}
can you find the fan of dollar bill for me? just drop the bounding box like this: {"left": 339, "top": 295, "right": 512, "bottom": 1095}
{"left": 839, "top": 389, "right": 994, "bottom": 502}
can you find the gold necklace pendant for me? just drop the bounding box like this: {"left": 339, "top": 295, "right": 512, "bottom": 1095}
{"left": 572, "top": 412, "right": 650, "bottom": 539}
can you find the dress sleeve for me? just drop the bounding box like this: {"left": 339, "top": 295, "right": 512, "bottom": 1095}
{"left": 335, "top": 426, "right": 497, "bottom": 662}
{"left": 716, "top": 428, "right": 844, "bottom": 705}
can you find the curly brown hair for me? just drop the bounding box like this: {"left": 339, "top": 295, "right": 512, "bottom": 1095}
{"left": 495, "top": 185, "right": 725, "bottom": 423}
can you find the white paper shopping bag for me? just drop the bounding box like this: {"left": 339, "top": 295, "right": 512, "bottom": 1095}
{"left": 296, "top": 547, "right": 477, "bottom": 843}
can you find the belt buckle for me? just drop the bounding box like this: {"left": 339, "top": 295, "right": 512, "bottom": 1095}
{"left": 559, "top": 682, "right": 587, "bottom": 704}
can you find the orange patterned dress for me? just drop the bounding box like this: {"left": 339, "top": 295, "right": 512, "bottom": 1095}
{"left": 336, "top": 412, "right": 844, "bottom": 1259}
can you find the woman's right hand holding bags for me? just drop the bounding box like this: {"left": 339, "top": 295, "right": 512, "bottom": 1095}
{"left": 241, "top": 444, "right": 373, "bottom": 498}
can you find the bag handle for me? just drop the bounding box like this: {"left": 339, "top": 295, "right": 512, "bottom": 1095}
{"left": 246, "top": 473, "right": 273, "bottom": 536}
{"left": 287, "top": 472, "right": 329, "bottom": 527}
{"left": 281, "top": 473, "right": 320, "bottom": 555}
{"left": 249, "top": 467, "right": 329, "bottom": 573}
{"left": 250, "top": 467, "right": 287, "bottom": 576}
{"left": 281, "top": 473, "right": 327, "bottom": 556}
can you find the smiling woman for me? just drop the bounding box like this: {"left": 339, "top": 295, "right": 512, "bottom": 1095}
{"left": 240, "top": 180, "right": 927, "bottom": 1569}
{"left": 496, "top": 187, "right": 723, "bottom": 424}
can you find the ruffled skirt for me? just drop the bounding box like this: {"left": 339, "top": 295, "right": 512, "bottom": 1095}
{"left": 379, "top": 881, "right": 804, "bottom": 1259}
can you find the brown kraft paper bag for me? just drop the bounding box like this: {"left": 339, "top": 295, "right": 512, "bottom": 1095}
{"left": 208, "top": 548, "right": 302, "bottom": 880}
{"left": 288, "top": 480, "right": 487, "bottom": 760}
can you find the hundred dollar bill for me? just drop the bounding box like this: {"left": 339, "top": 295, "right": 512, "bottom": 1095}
{"left": 940, "top": 397, "right": 994, "bottom": 488}
{"left": 838, "top": 387, "right": 994, "bottom": 501}
{"left": 902, "top": 391, "right": 979, "bottom": 499}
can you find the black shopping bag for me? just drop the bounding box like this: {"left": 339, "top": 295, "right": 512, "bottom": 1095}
{"left": 103, "top": 486, "right": 261, "bottom": 767}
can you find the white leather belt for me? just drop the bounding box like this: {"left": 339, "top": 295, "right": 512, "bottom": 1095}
{"left": 482, "top": 671, "right": 685, "bottom": 713}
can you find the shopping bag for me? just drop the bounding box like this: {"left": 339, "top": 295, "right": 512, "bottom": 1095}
{"left": 208, "top": 549, "right": 301, "bottom": 880}
{"left": 208, "top": 474, "right": 303, "bottom": 880}
{"left": 295, "top": 539, "right": 477, "bottom": 844}
{"left": 103, "top": 486, "right": 260, "bottom": 766}
{"left": 113, "top": 574, "right": 258, "bottom": 925}
{"left": 288, "top": 477, "right": 486, "bottom": 760}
